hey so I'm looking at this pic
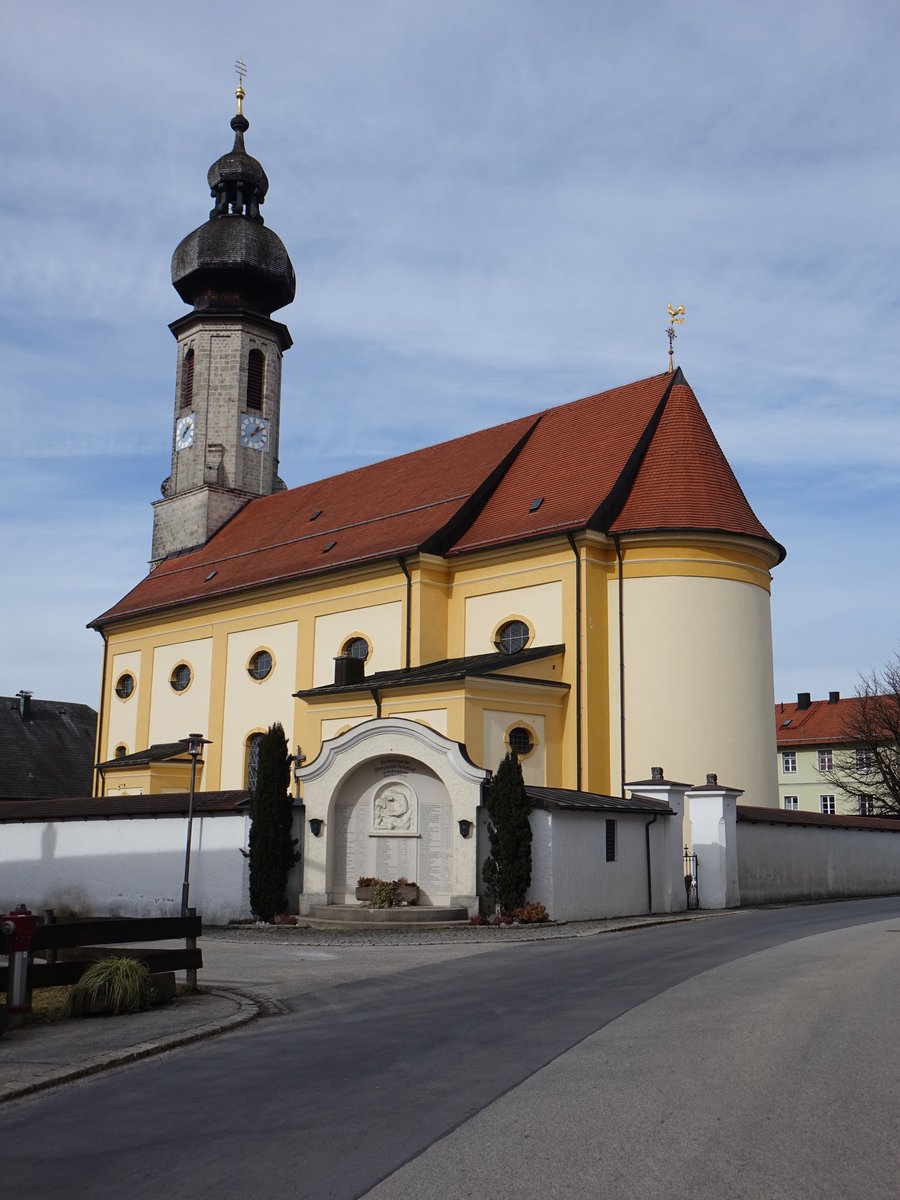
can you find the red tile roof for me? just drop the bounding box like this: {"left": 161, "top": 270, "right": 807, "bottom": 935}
{"left": 94, "top": 369, "right": 782, "bottom": 627}
{"left": 775, "top": 697, "right": 863, "bottom": 747}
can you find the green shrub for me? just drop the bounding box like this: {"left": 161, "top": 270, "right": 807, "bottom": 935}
{"left": 249, "top": 723, "right": 299, "bottom": 922}
{"left": 369, "top": 880, "right": 402, "bottom": 908}
{"left": 66, "top": 957, "right": 151, "bottom": 1017}
{"left": 482, "top": 751, "right": 533, "bottom": 914}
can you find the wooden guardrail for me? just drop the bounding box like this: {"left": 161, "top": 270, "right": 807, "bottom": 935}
{"left": 0, "top": 914, "right": 202, "bottom": 992}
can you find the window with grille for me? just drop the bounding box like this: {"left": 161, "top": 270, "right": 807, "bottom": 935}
{"left": 820, "top": 795, "right": 836, "bottom": 815}
{"left": 115, "top": 673, "right": 135, "bottom": 700}
{"left": 246, "top": 349, "right": 264, "bottom": 411}
{"left": 248, "top": 650, "right": 273, "bottom": 680}
{"left": 507, "top": 726, "right": 534, "bottom": 756}
{"left": 495, "top": 619, "right": 530, "bottom": 655}
{"left": 605, "top": 819, "right": 617, "bottom": 862}
{"left": 169, "top": 663, "right": 192, "bottom": 693}
{"left": 781, "top": 751, "right": 796, "bottom": 774}
{"left": 342, "top": 636, "right": 370, "bottom": 660}
{"left": 817, "top": 749, "right": 833, "bottom": 772}
{"left": 247, "top": 733, "right": 264, "bottom": 790}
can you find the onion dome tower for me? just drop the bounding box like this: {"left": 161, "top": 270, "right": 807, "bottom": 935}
{"left": 152, "top": 74, "right": 295, "bottom": 567}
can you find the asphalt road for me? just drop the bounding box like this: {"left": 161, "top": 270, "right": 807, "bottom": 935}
{"left": 4, "top": 898, "right": 898, "bottom": 1199}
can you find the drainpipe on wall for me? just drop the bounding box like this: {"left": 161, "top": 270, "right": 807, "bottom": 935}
{"left": 566, "top": 533, "right": 583, "bottom": 791}
{"left": 644, "top": 812, "right": 658, "bottom": 913}
{"left": 398, "top": 557, "right": 412, "bottom": 670}
{"left": 369, "top": 687, "right": 382, "bottom": 719}
{"left": 614, "top": 535, "right": 626, "bottom": 798}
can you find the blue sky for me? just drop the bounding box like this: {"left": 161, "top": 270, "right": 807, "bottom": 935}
{"left": 3, "top": 1, "right": 898, "bottom": 708}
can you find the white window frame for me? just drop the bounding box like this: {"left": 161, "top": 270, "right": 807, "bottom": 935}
{"left": 781, "top": 751, "right": 797, "bottom": 774}
{"left": 817, "top": 749, "right": 833, "bottom": 772}
{"left": 820, "top": 794, "right": 836, "bottom": 815}
{"left": 783, "top": 795, "right": 799, "bottom": 810}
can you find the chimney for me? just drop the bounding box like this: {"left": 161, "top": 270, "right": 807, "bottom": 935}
{"left": 16, "top": 690, "right": 32, "bottom": 720}
{"left": 333, "top": 655, "right": 365, "bottom": 687}
{"left": 828, "top": 691, "right": 840, "bottom": 704}
{"left": 797, "top": 692, "right": 811, "bottom": 710}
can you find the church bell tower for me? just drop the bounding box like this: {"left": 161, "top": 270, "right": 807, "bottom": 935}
{"left": 151, "top": 75, "right": 295, "bottom": 566}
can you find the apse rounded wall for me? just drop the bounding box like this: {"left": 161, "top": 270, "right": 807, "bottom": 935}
{"left": 611, "top": 571, "right": 778, "bottom": 809}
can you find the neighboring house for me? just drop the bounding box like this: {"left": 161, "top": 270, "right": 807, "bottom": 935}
{"left": 0, "top": 692, "right": 98, "bottom": 800}
{"left": 87, "top": 88, "right": 785, "bottom": 915}
{"left": 775, "top": 691, "right": 876, "bottom": 815}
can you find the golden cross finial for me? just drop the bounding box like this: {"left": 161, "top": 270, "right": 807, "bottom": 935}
{"left": 235, "top": 57, "right": 247, "bottom": 115}
{"left": 666, "top": 303, "right": 685, "bottom": 373}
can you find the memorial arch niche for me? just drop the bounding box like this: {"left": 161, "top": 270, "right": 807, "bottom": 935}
{"left": 296, "top": 718, "right": 488, "bottom": 914}
{"left": 331, "top": 758, "right": 455, "bottom": 904}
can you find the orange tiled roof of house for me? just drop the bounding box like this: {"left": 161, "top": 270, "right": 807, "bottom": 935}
{"left": 774, "top": 695, "right": 863, "bottom": 747}
{"left": 93, "top": 369, "right": 783, "bottom": 627}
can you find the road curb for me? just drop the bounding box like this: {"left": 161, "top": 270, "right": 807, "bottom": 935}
{"left": 0, "top": 988, "right": 260, "bottom": 1106}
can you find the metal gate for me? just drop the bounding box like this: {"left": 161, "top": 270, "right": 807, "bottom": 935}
{"left": 683, "top": 846, "right": 699, "bottom": 909}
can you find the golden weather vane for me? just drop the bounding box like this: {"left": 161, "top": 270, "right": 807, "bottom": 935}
{"left": 666, "top": 303, "right": 685, "bottom": 373}
{"left": 235, "top": 57, "right": 247, "bottom": 114}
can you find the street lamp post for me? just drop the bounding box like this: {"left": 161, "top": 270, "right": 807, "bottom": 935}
{"left": 180, "top": 733, "right": 210, "bottom": 918}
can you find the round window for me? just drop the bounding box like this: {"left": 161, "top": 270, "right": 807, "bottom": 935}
{"left": 342, "top": 636, "right": 370, "bottom": 660}
{"left": 170, "top": 663, "right": 192, "bottom": 693}
{"left": 115, "top": 673, "right": 135, "bottom": 700}
{"left": 495, "top": 620, "right": 530, "bottom": 655}
{"left": 508, "top": 726, "right": 534, "bottom": 756}
{"left": 248, "top": 649, "right": 273, "bottom": 681}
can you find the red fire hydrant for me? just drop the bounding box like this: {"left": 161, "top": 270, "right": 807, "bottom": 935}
{"left": 1, "top": 905, "right": 39, "bottom": 1028}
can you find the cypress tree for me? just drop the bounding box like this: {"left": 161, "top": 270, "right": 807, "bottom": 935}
{"left": 248, "top": 722, "right": 298, "bottom": 922}
{"left": 482, "top": 750, "right": 533, "bottom": 914}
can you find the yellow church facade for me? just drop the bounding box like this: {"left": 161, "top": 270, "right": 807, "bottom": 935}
{"left": 89, "top": 91, "right": 784, "bottom": 913}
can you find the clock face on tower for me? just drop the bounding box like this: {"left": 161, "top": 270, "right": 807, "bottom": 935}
{"left": 175, "top": 413, "right": 194, "bottom": 451}
{"left": 240, "top": 413, "right": 269, "bottom": 450}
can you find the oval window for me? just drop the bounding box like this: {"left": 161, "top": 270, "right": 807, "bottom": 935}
{"left": 115, "top": 673, "right": 135, "bottom": 700}
{"left": 248, "top": 649, "right": 273, "bottom": 681}
{"left": 170, "top": 663, "right": 192, "bottom": 693}
{"left": 342, "top": 636, "right": 370, "bottom": 661}
{"left": 508, "top": 726, "right": 534, "bottom": 756}
{"left": 495, "top": 620, "right": 530, "bottom": 655}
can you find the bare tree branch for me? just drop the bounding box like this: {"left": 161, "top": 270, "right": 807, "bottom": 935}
{"left": 823, "top": 652, "right": 900, "bottom": 817}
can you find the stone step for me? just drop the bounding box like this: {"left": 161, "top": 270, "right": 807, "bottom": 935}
{"left": 303, "top": 904, "right": 470, "bottom": 929}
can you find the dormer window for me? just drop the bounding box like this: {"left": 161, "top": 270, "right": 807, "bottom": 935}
{"left": 246, "top": 349, "right": 264, "bottom": 411}
{"left": 181, "top": 348, "right": 194, "bottom": 409}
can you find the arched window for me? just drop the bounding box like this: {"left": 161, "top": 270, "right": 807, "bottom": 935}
{"left": 246, "top": 349, "right": 264, "bottom": 411}
{"left": 181, "top": 348, "right": 194, "bottom": 409}
{"left": 495, "top": 619, "right": 530, "bottom": 655}
{"left": 115, "top": 744, "right": 128, "bottom": 759}
{"left": 246, "top": 732, "right": 265, "bottom": 791}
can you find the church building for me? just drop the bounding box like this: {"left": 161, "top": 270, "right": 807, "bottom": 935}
{"left": 90, "top": 87, "right": 785, "bottom": 915}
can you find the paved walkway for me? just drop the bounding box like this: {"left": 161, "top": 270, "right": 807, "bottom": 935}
{"left": 0, "top": 911, "right": 722, "bottom": 1104}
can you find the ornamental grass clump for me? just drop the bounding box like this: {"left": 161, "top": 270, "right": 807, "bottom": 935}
{"left": 66, "top": 957, "right": 151, "bottom": 1017}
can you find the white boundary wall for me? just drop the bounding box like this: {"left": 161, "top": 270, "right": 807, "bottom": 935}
{"left": 0, "top": 814, "right": 258, "bottom": 926}
{"left": 738, "top": 816, "right": 900, "bottom": 904}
